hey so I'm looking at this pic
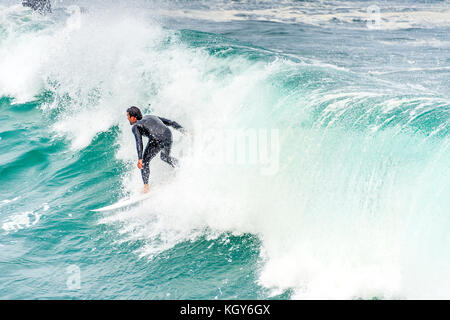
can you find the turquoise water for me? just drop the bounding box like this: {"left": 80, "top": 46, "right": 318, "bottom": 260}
{"left": 0, "top": 0, "right": 449, "bottom": 299}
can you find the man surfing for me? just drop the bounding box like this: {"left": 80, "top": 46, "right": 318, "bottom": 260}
{"left": 127, "top": 106, "right": 185, "bottom": 193}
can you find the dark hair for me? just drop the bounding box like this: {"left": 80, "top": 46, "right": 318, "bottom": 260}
{"left": 127, "top": 106, "right": 142, "bottom": 120}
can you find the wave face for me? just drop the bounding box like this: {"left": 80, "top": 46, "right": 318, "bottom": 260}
{"left": 0, "top": 1, "right": 449, "bottom": 299}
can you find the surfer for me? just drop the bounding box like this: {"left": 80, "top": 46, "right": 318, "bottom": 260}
{"left": 127, "top": 106, "right": 185, "bottom": 193}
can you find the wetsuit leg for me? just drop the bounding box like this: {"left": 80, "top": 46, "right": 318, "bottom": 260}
{"left": 141, "top": 139, "right": 164, "bottom": 184}
{"left": 160, "top": 131, "right": 179, "bottom": 168}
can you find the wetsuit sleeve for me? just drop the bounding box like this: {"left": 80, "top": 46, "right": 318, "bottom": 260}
{"left": 132, "top": 124, "right": 144, "bottom": 159}
{"left": 158, "top": 117, "right": 186, "bottom": 133}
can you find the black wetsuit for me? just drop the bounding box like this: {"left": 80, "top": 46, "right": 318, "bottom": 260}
{"left": 132, "top": 115, "right": 184, "bottom": 184}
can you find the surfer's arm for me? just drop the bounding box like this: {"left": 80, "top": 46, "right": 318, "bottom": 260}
{"left": 158, "top": 117, "right": 186, "bottom": 134}
{"left": 132, "top": 124, "right": 144, "bottom": 160}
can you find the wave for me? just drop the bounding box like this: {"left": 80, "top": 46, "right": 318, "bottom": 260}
{"left": 149, "top": 0, "right": 450, "bottom": 30}
{"left": 1, "top": 4, "right": 449, "bottom": 299}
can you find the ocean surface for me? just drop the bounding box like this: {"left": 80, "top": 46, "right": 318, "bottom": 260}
{"left": 0, "top": 0, "right": 449, "bottom": 299}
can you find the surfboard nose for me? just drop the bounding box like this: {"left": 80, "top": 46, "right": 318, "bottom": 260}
{"left": 91, "top": 193, "right": 152, "bottom": 212}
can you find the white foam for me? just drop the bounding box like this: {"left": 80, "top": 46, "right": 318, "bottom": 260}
{"left": 2, "top": 211, "right": 41, "bottom": 233}
{"left": 1, "top": 196, "right": 21, "bottom": 205}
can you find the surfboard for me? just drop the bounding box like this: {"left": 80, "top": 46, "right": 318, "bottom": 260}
{"left": 91, "top": 193, "right": 152, "bottom": 212}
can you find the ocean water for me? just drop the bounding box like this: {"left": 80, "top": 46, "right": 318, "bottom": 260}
{"left": 0, "top": 0, "right": 449, "bottom": 299}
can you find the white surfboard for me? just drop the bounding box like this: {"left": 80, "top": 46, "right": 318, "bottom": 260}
{"left": 91, "top": 193, "right": 152, "bottom": 212}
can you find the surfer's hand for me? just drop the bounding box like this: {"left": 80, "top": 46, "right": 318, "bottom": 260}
{"left": 179, "top": 128, "right": 187, "bottom": 135}
{"left": 137, "top": 159, "right": 143, "bottom": 169}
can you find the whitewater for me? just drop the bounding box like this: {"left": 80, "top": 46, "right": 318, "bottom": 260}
{"left": 0, "top": 0, "right": 449, "bottom": 299}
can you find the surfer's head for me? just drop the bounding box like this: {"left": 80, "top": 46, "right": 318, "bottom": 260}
{"left": 127, "top": 106, "right": 142, "bottom": 125}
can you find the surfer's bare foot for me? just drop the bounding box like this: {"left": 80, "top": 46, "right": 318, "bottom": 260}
{"left": 142, "top": 184, "right": 149, "bottom": 194}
